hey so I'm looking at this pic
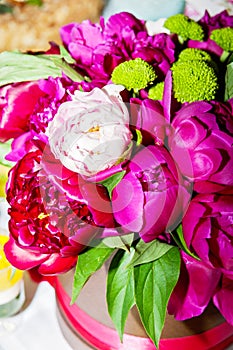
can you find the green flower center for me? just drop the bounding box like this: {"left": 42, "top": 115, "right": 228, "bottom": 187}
{"left": 171, "top": 60, "right": 219, "bottom": 103}
{"left": 210, "top": 27, "right": 233, "bottom": 52}
{"left": 178, "top": 48, "right": 212, "bottom": 62}
{"left": 148, "top": 82, "right": 164, "bottom": 101}
{"left": 111, "top": 58, "right": 156, "bottom": 93}
{"left": 164, "top": 14, "right": 204, "bottom": 42}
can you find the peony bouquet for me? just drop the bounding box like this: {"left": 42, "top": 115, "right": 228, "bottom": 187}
{"left": 0, "top": 9, "right": 233, "bottom": 348}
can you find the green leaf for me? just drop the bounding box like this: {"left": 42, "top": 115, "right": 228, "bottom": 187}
{"left": 0, "top": 141, "right": 14, "bottom": 167}
{"left": 0, "top": 51, "right": 62, "bottom": 86}
{"left": 128, "top": 239, "right": 173, "bottom": 268}
{"left": 225, "top": 62, "right": 233, "bottom": 101}
{"left": 47, "top": 56, "right": 84, "bottom": 82}
{"left": 107, "top": 249, "right": 135, "bottom": 341}
{"left": 170, "top": 225, "right": 199, "bottom": 260}
{"left": 134, "top": 247, "right": 180, "bottom": 348}
{"left": 26, "top": 0, "right": 43, "bottom": 6}
{"left": 59, "top": 46, "right": 75, "bottom": 64}
{"left": 227, "top": 53, "right": 233, "bottom": 65}
{"left": 98, "top": 171, "right": 126, "bottom": 199}
{"left": 103, "top": 233, "right": 134, "bottom": 251}
{"left": 71, "top": 242, "right": 114, "bottom": 304}
{"left": 0, "top": 4, "right": 13, "bottom": 14}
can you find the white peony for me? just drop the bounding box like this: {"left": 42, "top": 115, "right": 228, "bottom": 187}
{"left": 46, "top": 84, "right": 132, "bottom": 176}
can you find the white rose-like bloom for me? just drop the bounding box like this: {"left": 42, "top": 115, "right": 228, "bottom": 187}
{"left": 145, "top": 18, "right": 170, "bottom": 35}
{"left": 46, "top": 84, "right": 133, "bottom": 176}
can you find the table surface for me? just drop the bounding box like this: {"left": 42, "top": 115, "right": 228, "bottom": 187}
{"left": 0, "top": 282, "right": 233, "bottom": 350}
{"left": 0, "top": 282, "right": 73, "bottom": 350}
{"left": 0, "top": 280, "right": 233, "bottom": 350}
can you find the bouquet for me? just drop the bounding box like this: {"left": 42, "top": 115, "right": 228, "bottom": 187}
{"left": 0, "top": 9, "right": 233, "bottom": 348}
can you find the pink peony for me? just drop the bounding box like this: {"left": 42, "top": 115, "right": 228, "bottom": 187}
{"left": 60, "top": 12, "right": 176, "bottom": 83}
{"left": 169, "top": 192, "right": 233, "bottom": 324}
{"left": 168, "top": 100, "right": 233, "bottom": 192}
{"left": 112, "top": 144, "right": 191, "bottom": 242}
{"left": 0, "top": 82, "right": 45, "bottom": 142}
{"left": 182, "top": 193, "right": 233, "bottom": 273}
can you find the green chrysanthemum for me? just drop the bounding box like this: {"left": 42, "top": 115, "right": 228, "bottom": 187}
{"left": 111, "top": 58, "right": 157, "bottom": 93}
{"left": 178, "top": 48, "right": 212, "bottom": 63}
{"left": 148, "top": 82, "right": 164, "bottom": 100}
{"left": 164, "top": 14, "right": 204, "bottom": 42}
{"left": 210, "top": 27, "right": 233, "bottom": 52}
{"left": 171, "top": 60, "right": 219, "bottom": 103}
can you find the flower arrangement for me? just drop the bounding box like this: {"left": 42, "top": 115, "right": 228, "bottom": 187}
{"left": 0, "top": 9, "right": 233, "bottom": 348}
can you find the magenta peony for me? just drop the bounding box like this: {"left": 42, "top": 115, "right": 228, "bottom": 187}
{"left": 112, "top": 144, "right": 191, "bottom": 242}
{"left": 168, "top": 99, "right": 233, "bottom": 192}
{"left": 182, "top": 193, "right": 233, "bottom": 273}
{"left": 0, "top": 82, "right": 45, "bottom": 142}
{"left": 168, "top": 193, "right": 233, "bottom": 323}
{"left": 60, "top": 12, "right": 176, "bottom": 84}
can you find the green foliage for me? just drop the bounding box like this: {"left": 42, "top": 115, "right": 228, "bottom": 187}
{"left": 127, "top": 239, "right": 173, "bottom": 268}
{"left": 71, "top": 237, "right": 181, "bottom": 349}
{"left": 71, "top": 242, "right": 114, "bottom": 304}
{"left": 111, "top": 58, "right": 156, "bottom": 93}
{"left": 171, "top": 59, "right": 219, "bottom": 102}
{"left": 210, "top": 27, "right": 233, "bottom": 52}
{"left": 134, "top": 247, "right": 181, "bottom": 348}
{"left": 26, "top": 0, "right": 43, "bottom": 5}
{"left": 148, "top": 82, "right": 164, "bottom": 100}
{"left": 164, "top": 14, "right": 204, "bottom": 42}
{"left": 225, "top": 62, "right": 233, "bottom": 100}
{"left": 107, "top": 249, "right": 135, "bottom": 341}
{"left": 170, "top": 225, "right": 199, "bottom": 260}
{"left": 103, "top": 233, "right": 134, "bottom": 251}
{"left": 0, "top": 3, "right": 13, "bottom": 14}
{"left": 0, "top": 52, "right": 61, "bottom": 86}
{"left": 0, "top": 51, "right": 83, "bottom": 86}
{"left": 0, "top": 141, "right": 14, "bottom": 167}
{"left": 98, "top": 170, "right": 126, "bottom": 199}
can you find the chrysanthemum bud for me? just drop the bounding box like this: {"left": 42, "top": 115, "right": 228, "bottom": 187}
{"left": 111, "top": 58, "right": 156, "bottom": 93}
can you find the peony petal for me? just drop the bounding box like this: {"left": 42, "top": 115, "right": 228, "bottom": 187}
{"left": 182, "top": 200, "right": 206, "bottom": 247}
{"left": 0, "top": 82, "right": 44, "bottom": 142}
{"left": 38, "top": 253, "right": 77, "bottom": 275}
{"left": 112, "top": 172, "right": 144, "bottom": 232}
{"left": 81, "top": 182, "right": 115, "bottom": 228}
{"left": 4, "top": 237, "right": 48, "bottom": 270}
{"left": 168, "top": 252, "right": 221, "bottom": 320}
{"left": 162, "top": 70, "right": 172, "bottom": 122}
{"left": 213, "top": 275, "right": 233, "bottom": 325}
{"left": 69, "top": 225, "right": 100, "bottom": 249}
{"left": 105, "top": 12, "right": 145, "bottom": 37}
{"left": 60, "top": 23, "right": 75, "bottom": 46}
{"left": 140, "top": 191, "right": 167, "bottom": 241}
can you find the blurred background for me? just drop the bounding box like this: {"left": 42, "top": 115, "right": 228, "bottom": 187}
{"left": 0, "top": 0, "right": 232, "bottom": 54}
{"left": 0, "top": 0, "right": 104, "bottom": 52}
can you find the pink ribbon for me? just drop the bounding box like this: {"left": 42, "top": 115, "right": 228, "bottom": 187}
{"left": 51, "top": 276, "right": 233, "bottom": 350}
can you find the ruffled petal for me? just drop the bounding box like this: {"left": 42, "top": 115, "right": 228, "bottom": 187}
{"left": 38, "top": 253, "right": 77, "bottom": 275}
{"left": 4, "top": 237, "right": 48, "bottom": 270}
{"left": 112, "top": 172, "right": 144, "bottom": 232}
{"left": 168, "top": 252, "right": 221, "bottom": 320}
